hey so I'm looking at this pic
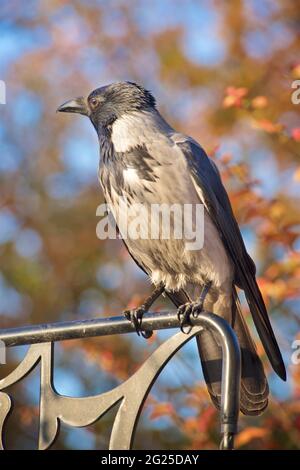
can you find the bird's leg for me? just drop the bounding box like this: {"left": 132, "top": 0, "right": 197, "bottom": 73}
{"left": 177, "top": 281, "right": 212, "bottom": 333}
{"left": 124, "top": 283, "right": 164, "bottom": 339}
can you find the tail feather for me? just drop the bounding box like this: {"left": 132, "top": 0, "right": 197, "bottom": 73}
{"left": 243, "top": 273, "right": 286, "bottom": 381}
{"left": 167, "top": 287, "right": 269, "bottom": 416}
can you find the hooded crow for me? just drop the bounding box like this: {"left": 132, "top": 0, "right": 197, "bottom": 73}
{"left": 58, "top": 81, "right": 286, "bottom": 415}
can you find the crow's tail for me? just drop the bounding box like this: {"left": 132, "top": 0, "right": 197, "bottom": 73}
{"left": 167, "top": 287, "right": 269, "bottom": 415}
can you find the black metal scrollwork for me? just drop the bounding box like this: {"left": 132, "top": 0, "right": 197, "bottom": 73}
{"left": 0, "top": 311, "right": 241, "bottom": 450}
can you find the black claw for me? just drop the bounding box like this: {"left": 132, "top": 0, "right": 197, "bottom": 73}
{"left": 124, "top": 309, "right": 131, "bottom": 321}
{"left": 123, "top": 307, "right": 153, "bottom": 339}
{"left": 191, "top": 301, "right": 204, "bottom": 318}
{"left": 177, "top": 301, "right": 205, "bottom": 334}
{"left": 124, "top": 309, "right": 140, "bottom": 335}
{"left": 177, "top": 303, "right": 193, "bottom": 334}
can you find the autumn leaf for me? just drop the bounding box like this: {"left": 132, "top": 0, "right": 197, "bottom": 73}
{"left": 253, "top": 119, "right": 283, "bottom": 134}
{"left": 293, "top": 167, "right": 300, "bottom": 182}
{"left": 149, "top": 403, "right": 175, "bottom": 420}
{"left": 223, "top": 86, "right": 248, "bottom": 108}
{"left": 183, "top": 417, "right": 200, "bottom": 434}
{"left": 251, "top": 96, "right": 268, "bottom": 109}
{"left": 198, "top": 406, "right": 216, "bottom": 432}
{"left": 291, "top": 63, "right": 300, "bottom": 79}
{"left": 220, "top": 153, "right": 232, "bottom": 164}
{"left": 236, "top": 427, "right": 270, "bottom": 448}
{"left": 291, "top": 128, "right": 300, "bottom": 142}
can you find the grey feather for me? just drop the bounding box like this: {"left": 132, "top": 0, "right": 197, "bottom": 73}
{"left": 175, "top": 136, "right": 286, "bottom": 381}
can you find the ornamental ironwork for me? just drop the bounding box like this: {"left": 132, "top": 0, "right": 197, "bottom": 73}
{"left": 0, "top": 311, "right": 241, "bottom": 450}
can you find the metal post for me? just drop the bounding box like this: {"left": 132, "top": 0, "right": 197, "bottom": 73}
{"left": 193, "top": 313, "right": 241, "bottom": 450}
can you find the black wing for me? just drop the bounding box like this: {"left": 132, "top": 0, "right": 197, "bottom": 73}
{"left": 177, "top": 137, "right": 286, "bottom": 380}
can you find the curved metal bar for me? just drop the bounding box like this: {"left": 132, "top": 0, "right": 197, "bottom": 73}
{"left": 193, "top": 313, "right": 241, "bottom": 450}
{"left": 0, "top": 311, "right": 241, "bottom": 450}
{"left": 109, "top": 325, "right": 204, "bottom": 450}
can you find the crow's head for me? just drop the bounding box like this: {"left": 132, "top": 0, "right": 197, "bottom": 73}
{"left": 57, "top": 81, "right": 156, "bottom": 129}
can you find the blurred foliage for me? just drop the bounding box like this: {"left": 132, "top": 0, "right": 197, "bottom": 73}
{"left": 0, "top": 0, "right": 300, "bottom": 450}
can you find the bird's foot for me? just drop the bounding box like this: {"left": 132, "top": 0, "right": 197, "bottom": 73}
{"left": 124, "top": 306, "right": 153, "bottom": 339}
{"left": 177, "top": 300, "right": 204, "bottom": 334}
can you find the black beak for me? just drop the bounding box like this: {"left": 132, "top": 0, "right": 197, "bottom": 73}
{"left": 56, "top": 97, "right": 89, "bottom": 116}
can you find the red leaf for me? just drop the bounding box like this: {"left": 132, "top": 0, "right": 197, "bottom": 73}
{"left": 292, "top": 128, "right": 300, "bottom": 142}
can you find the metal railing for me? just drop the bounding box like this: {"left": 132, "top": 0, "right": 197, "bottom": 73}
{"left": 0, "top": 311, "right": 241, "bottom": 450}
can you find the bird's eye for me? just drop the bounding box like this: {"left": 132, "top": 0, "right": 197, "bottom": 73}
{"left": 90, "top": 98, "right": 99, "bottom": 108}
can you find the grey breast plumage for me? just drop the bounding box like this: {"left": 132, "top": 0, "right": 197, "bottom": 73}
{"left": 98, "top": 109, "right": 233, "bottom": 293}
